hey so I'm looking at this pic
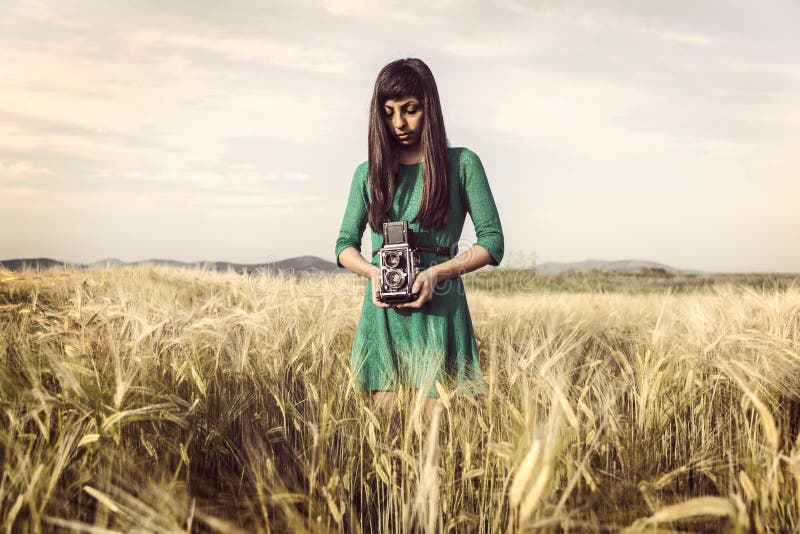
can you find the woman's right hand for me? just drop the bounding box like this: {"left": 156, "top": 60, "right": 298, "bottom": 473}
{"left": 368, "top": 267, "right": 390, "bottom": 308}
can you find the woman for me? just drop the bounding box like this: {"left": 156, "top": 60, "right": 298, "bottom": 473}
{"left": 335, "top": 58, "right": 504, "bottom": 409}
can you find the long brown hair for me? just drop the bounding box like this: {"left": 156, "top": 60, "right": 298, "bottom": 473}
{"left": 367, "top": 58, "right": 450, "bottom": 232}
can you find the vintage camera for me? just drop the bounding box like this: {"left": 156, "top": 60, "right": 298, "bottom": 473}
{"left": 376, "top": 221, "right": 422, "bottom": 304}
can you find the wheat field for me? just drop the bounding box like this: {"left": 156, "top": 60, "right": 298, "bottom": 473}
{"left": 1, "top": 265, "right": 799, "bottom": 533}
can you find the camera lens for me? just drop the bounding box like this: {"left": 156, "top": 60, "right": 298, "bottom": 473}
{"left": 384, "top": 269, "right": 406, "bottom": 290}
{"left": 384, "top": 251, "right": 402, "bottom": 268}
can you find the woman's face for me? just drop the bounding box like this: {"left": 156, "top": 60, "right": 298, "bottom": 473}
{"left": 383, "top": 96, "right": 424, "bottom": 146}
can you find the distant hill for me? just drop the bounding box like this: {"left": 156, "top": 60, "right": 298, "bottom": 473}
{"left": 92, "top": 258, "right": 126, "bottom": 267}
{"left": 0, "top": 257, "right": 65, "bottom": 271}
{"left": 535, "top": 259, "right": 700, "bottom": 275}
{"left": 0, "top": 256, "right": 340, "bottom": 274}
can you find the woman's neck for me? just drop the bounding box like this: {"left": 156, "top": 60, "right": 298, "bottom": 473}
{"left": 398, "top": 145, "right": 423, "bottom": 165}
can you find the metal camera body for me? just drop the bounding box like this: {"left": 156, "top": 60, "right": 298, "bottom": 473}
{"left": 376, "top": 221, "right": 423, "bottom": 304}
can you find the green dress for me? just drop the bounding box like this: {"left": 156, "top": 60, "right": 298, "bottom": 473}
{"left": 335, "top": 146, "right": 504, "bottom": 398}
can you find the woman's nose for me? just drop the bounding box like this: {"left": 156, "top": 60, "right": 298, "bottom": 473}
{"left": 392, "top": 113, "right": 406, "bottom": 130}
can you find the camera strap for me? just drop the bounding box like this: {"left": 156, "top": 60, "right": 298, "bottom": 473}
{"left": 372, "top": 245, "right": 455, "bottom": 258}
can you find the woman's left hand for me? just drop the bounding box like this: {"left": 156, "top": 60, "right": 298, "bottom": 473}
{"left": 396, "top": 269, "right": 439, "bottom": 309}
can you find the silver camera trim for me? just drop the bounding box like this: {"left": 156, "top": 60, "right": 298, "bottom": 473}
{"left": 376, "top": 240, "right": 421, "bottom": 303}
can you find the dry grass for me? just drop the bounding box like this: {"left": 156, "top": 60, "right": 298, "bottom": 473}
{"left": 1, "top": 265, "right": 798, "bottom": 532}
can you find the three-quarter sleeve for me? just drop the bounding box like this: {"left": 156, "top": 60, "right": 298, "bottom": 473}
{"left": 460, "top": 149, "right": 504, "bottom": 266}
{"left": 334, "top": 162, "right": 370, "bottom": 269}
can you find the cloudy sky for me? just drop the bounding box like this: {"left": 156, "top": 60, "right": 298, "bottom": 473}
{"left": 1, "top": 0, "right": 798, "bottom": 273}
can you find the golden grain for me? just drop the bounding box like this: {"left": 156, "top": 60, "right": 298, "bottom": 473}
{"left": 0, "top": 266, "right": 797, "bottom": 531}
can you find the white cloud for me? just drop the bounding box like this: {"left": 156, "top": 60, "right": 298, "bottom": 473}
{"left": 12, "top": 0, "right": 92, "bottom": 29}
{"left": 720, "top": 58, "right": 800, "bottom": 81}
{"left": 0, "top": 160, "right": 54, "bottom": 179}
{"left": 320, "top": 0, "right": 423, "bottom": 21}
{"left": 121, "top": 29, "right": 353, "bottom": 74}
{"left": 100, "top": 165, "right": 311, "bottom": 188}
{"left": 0, "top": 43, "right": 346, "bottom": 147}
{"left": 0, "top": 125, "right": 176, "bottom": 166}
{"left": 321, "top": 0, "right": 376, "bottom": 17}
{"left": 227, "top": 165, "right": 310, "bottom": 182}
{"left": 465, "top": 68, "right": 683, "bottom": 159}
{"left": 0, "top": 184, "right": 322, "bottom": 219}
{"left": 659, "top": 31, "right": 718, "bottom": 46}
{"left": 442, "top": 37, "right": 532, "bottom": 58}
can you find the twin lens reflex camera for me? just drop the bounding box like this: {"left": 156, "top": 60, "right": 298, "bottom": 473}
{"left": 375, "top": 221, "right": 423, "bottom": 304}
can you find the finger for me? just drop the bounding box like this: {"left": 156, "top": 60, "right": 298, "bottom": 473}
{"left": 398, "top": 300, "right": 413, "bottom": 309}
{"left": 406, "top": 295, "right": 427, "bottom": 308}
{"left": 411, "top": 277, "right": 424, "bottom": 294}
